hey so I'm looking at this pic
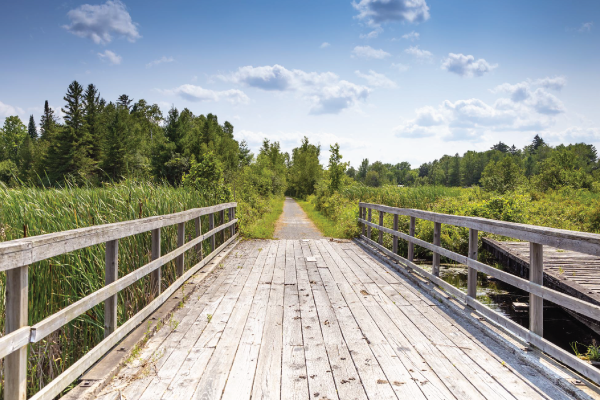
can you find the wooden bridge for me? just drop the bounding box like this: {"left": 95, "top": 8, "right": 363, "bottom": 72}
{"left": 3, "top": 202, "right": 600, "bottom": 399}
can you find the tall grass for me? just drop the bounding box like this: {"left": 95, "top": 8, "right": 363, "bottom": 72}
{"left": 0, "top": 180, "right": 232, "bottom": 396}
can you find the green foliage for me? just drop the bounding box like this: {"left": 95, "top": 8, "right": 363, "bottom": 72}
{"left": 328, "top": 143, "right": 347, "bottom": 192}
{"left": 0, "top": 115, "right": 27, "bottom": 163}
{"left": 287, "top": 136, "right": 321, "bottom": 197}
{"left": 480, "top": 156, "right": 526, "bottom": 194}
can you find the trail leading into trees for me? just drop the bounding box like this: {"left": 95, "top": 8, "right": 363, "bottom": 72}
{"left": 274, "top": 197, "right": 323, "bottom": 239}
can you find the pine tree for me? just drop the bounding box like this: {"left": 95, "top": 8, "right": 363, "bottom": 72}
{"left": 117, "top": 94, "right": 133, "bottom": 111}
{"left": 28, "top": 115, "right": 37, "bottom": 140}
{"left": 84, "top": 84, "right": 103, "bottom": 162}
{"left": 39, "top": 100, "right": 56, "bottom": 141}
{"left": 101, "top": 106, "right": 128, "bottom": 180}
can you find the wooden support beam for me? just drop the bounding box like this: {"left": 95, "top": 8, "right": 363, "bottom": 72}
{"left": 408, "top": 216, "right": 415, "bottom": 262}
{"left": 467, "top": 228, "right": 478, "bottom": 299}
{"left": 150, "top": 228, "right": 161, "bottom": 297}
{"left": 530, "top": 242, "right": 544, "bottom": 337}
{"left": 360, "top": 207, "right": 366, "bottom": 236}
{"left": 176, "top": 222, "right": 185, "bottom": 277}
{"left": 104, "top": 240, "right": 118, "bottom": 338}
{"left": 5, "top": 265, "right": 28, "bottom": 400}
{"left": 378, "top": 211, "right": 384, "bottom": 245}
{"left": 392, "top": 214, "right": 398, "bottom": 254}
{"left": 366, "top": 208, "right": 372, "bottom": 240}
{"left": 209, "top": 213, "right": 215, "bottom": 252}
{"left": 432, "top": 222, "right": 441, "bottom": 276}
{"left": 194, "top": 217, "right": 203, "bottom": 261}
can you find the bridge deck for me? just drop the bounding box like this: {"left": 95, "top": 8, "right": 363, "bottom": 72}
{"left": 97, "top": 239, "right": 576, "bottom": 400}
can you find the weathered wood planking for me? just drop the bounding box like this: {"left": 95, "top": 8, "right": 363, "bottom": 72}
{"left": 94, "top": 239, "right": 591, "bottom": 400}
{"left": 484, "top": 238, "right": 600, "bottom": 332}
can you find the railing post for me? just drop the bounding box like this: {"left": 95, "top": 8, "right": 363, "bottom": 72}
{"left": 392, "top": 214, "right": 398, "bottom": 254}
{"left": 530, "top": 242, "right": 544, "bottom": 337}
{"left": 467, "top": 229, "right": 478, "bottom": 299}
{"left": 432, "top": 222, "right": 441, "bottom": 276}
{"left": 360, "top": 206, "right": 366, "bottom": 236}
{"left": 5, "top": 265, "right": 28, "bottom": 400}
{"left": 220, "top": 209, "right": 225, "bottom": 244}
{"left": 176, "top": 222, "right": 185, "bottom": 277}
{"left": 408, "top": 216, "right": 415, "bottom": 262}
{"left": 105, "top": 239, "right": 118, "bottom": 338}
{"left": 367, "top": 208, "right": 372, "bottom": 241}
{"left": 378, "top": 211, "right": 384, "bottom": 245}
{"left": 229, "top": 207, "right": 234, "bottom": 237}
{"left": 209, "top": 213, "right": 215, "bottom": 252}
{"left": 151, "top": 228, "right": 161, "bottom": 297}
{"left": 194, "top": 217, "right": 203, "bottom": 261}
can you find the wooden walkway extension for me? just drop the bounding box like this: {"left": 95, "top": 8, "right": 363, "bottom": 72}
{"left": 96, "top": 239, "right": 582, "bottom": 400}
{"left": 484, "top": 238, "right": 600, "bottom": 333}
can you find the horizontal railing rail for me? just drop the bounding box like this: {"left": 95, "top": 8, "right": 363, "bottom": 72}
{"left": 0, "top": 202, "right": 238, "bottom": 400}
{"left": 357, "top": 201, "right": 600, "bottom": 386}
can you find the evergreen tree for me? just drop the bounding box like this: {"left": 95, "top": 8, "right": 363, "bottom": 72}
{"left": 358, "top": 158, "right": 369, "bottom": 180}
{"left": 238, "top": 140, "right": 253, "bottom": 167}
{"left": 101, "top": 105, "right": 129, "bottom": 180}
{"left": 84, "top": 84, "right": 103, "bottom": 162}
{"left": 117, "top": 94, "right": 133, "bottom": 110}
{"left": 328, "top": 143, "right": 347, "bottom": 191}
{"left": 532, "top": 134, "right": 546, "bottom": 151}
{"left": 28, "top": 115, "right": 37, "bottom": 139}
{"left": 39, "top": 100, "right": 56, "bottom": 141}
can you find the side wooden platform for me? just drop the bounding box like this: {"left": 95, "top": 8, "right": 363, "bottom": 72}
{"left": 94, "top": 239, "right": 591, "bottom": 400}
{"left": 483, "top": 238, "right": 600, "bottom": 333}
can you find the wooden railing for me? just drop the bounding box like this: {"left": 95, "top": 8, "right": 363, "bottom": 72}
{"left": 358, "top": 201, "right": 600, "bottom": 385}
{"left": 0, "top": 202, "right": 238, "bottom": 400}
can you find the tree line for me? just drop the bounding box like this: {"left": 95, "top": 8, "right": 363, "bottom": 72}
{"left": 348, "top": 135, "right": 600, "bottom": 193}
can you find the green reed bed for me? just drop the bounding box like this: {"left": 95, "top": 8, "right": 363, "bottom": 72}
{"left": 0, "top": 181, "right": 231, "bottom": 396}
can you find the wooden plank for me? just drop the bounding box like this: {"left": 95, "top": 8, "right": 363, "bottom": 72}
{"left": 343, "top": 247, "right": 521, "bottom": 400}
{"left": 191, "top": 241, "right": 271, "bottom": 400}
{"left": 295, "top": 241, "right": 339, "bottom": 400}
{"left": 221, "top": 241, "right": 277, "bottom": 400}
{"left": 378, "top": 211, "right": 384, "bottom": 245}
{"left": 0, "top": 326, "right": 30, "bottom": 360}
{"left": 194, "top": 216, "right": 203, "bottom": 261}
{"left": 301, "top": 241, "right": 369, "bottom": 400}
{"left": 0, "top": 202, "right": 237, "bottom": 271}
{"left": 104, "top": 239, "right": 119, "bottom": 338}
{"left": 307, "top": 242, "right": 398, "bottom": 400}
{"left": 252, "top": 241, "right": 286, "bottom": 400}
{"left": 326, "top": 241, "right": 484, "bottom": 400}
{"left": 530, "top": 242, "right": 543, "bottom": 337}
{"left": 315, "top": 240, "right": 432, "bottom": 400}
{"left": 29, "top": 234, "right": 240, "bottom": 400}
{"left": 367, "top": 208, "right": 372, "bottom": 241}
{"left": 392, "top": 214, "right": 398, "bottom": 254}
{"left": 4, "top": 265, "right": 28, "bottom": 400}
{"left": 150, "top": 228, "right": 161, "bottom": 298}
{"left": 282, "top": 240, "right": 309, "bottom": 400}
{"left": 358, "top": 202, "right": 600, "bottom": 257}
{"left": 432, "top": 222, "right": 441, "bottom": 276}
{"left": 29, "top": 220, "right": 237, "bottom": 342}
{"left": 176, "top": 222, "right": 185, "bottom": 277}
{"left": 135, "top": 242, "right": 260, "bottom": 400}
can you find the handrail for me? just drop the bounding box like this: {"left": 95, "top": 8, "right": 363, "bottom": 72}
{"left": 0, "top": 202, "right": 238, "bottom": 400}
{"left": 357, "top": 202, "right": 600, "bottom": 386}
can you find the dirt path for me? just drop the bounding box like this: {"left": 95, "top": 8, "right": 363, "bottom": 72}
{"left": 273, "top": 197, "right": 323, "bottom": 239}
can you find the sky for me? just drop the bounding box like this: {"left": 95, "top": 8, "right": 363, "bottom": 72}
{"left": 0, "top": 0, "right": 599, "bottom": 168}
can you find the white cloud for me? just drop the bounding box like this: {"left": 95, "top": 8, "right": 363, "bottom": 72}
{"left": 360, "top": 26, "right": 383, "bottom": 39}
{"left": 404, "top": 45, "right": 432, "bottom": 62}
{"left": 97, "top": 50, "right": 122, "bottom": 65}
{"left": 391, "top": 62, "right": 409, "bottom": 72}
{"left": 64, "top": 0, "right": 141, "bottom": 45}
{"left": 352, "top": 45, "right": 391, "bottom": 59}
{"left": 353, "top": 0, "right": 430, "bottom": 25}
{"left": 0, "top": 101, "right": 25, "bottom": 119}
{"left": 533, "top": 76, "right": 566, "bottom": 91}
{"left": 320, "top": 42, "right": 331, "bottom": 49}
{"left": 551, "top": 127, "right": 600, "bottom": 141}
{"left": 217, "top": 64, "right": 371, "bottom": 114}
{"left": 161, "top": 84, "right": 249, "bottom": 104}
{"left": 441, "top": 53, "right": 497, "bottom": 77}
{"left": 355, "top": 70, "right": 397, "bottom": 88}
{"left": 395, "top": 77, "right": 571, "bottom": 141}
{"left": 579, "top": 22, "right": 593, "bottom": 33}
{"left": 146, "top": 56, "right": 174, "bottom": 68}
{"left": 401, "top": 31, "right": 420, "bottom": 41}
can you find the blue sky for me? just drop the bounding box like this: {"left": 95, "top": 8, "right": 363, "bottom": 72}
{"left": 1, "top": 0, "right": 598, "bottom": 167}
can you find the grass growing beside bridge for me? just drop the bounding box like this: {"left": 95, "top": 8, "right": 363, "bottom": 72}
{"left": 240, "top": 195, "right": 285, "bottom": 239}
{"left": 0, "top": 180, "right": 278, "bottom": 396}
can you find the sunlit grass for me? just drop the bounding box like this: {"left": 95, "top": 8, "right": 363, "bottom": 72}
{"left": 241, "top": 196, "right": 285, "bottom": 239}
{"left": 296, "top": 198, "right": 353, "bottom": 238}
